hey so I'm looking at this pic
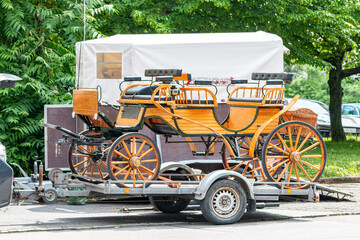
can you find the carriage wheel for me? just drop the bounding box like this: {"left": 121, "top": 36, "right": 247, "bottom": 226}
{"left": 107, "top": 133, "right": 161, "bottom": 188}
{"left": 261, "top": 121, "right": 326, "bottom": 189}
{"left": 222, "top": 136, "right": 266, "bottom": 180}
{"left": 68, "top": 130, "right": 111, "bottom": 183}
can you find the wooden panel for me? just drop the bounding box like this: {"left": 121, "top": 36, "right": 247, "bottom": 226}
{"left": 174, "top": 109, "right": 227, "bottom": 134}
{"left": 224, "top": 107, "right": 257, "bottom": 130}
{"left": 144, "top": 107, "right": 176, "bottom": 127}
{"left": 241, "top": 108, "right": 280, "bottom": 134}
{"left": 73, "top": 90, "right": 98, "bottom": 115}
{"left": 115, "top": 106, "right": 144, "bottom": 127}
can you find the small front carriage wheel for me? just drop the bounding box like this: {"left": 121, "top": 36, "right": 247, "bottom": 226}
{"left": 261, "top": 121, "right": 327, "bottom": 189}
{"left": 200, "top": 179, "right": 247, "bottom": 225}
{"left": 68, "top": 130, "right": 112, "bottom": 183}
{"left": 107, "top": 133, "right": 161, "bottom": 188}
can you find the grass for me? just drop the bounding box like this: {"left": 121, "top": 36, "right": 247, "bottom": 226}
{"left": 322, "top": 136, "right": 360, "bottom": 178}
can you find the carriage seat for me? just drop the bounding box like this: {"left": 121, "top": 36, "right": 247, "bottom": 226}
{"left": 121, "top": 85, "right": 170, "bottom": 101}
{"left": 228, "top": 97, "right": 273, "bottom": 104}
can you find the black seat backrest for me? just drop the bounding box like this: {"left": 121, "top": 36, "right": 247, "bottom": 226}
{"left": 124, "top": 85, "right": 159, "bottom": 96}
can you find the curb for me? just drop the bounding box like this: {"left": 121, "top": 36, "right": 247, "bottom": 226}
{"left": 319, "top": 177, "right": 360, "bottom": 184}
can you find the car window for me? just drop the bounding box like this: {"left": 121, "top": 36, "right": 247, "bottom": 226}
{"left": 342, "top": 105, "right": 357, "bottom": 116}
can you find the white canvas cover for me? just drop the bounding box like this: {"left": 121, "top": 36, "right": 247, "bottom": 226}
{"left": 76, "top": 31, "right": 285, "bottom": 104}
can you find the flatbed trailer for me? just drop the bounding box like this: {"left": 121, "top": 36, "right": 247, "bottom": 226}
{"left": 45, "top": 162, "right": 330, "bottom": 225}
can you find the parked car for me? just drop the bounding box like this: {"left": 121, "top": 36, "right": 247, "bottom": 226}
{"left": 342, "top": 103, "right": 360, "bottom": 119}
{"left": 286, "top": 99, "right": 360, "bottom": 136}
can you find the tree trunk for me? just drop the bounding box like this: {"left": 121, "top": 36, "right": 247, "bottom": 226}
{"left": 328, "top": 68, "right": 346, "bottom": 141}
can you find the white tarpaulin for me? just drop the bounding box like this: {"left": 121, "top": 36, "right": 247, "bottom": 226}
{"left": 76, "top": 31, "right": 285, "bottom": 104}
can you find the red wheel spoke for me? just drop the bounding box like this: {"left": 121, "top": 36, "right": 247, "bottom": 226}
{"left": 136, "top": 140, "right": 147, "bottom": 156}
{"left": 286, "top": 163, "right": 294, "bottom": 187}
{"left": 269, "top": 143, "right": 289, "bottom": 155}
{"left": 78, "top": 145, "right": 90, "bottom": 154}
{"left": 90, "top": 165, "right": 94, "bottom": 178}
{"left": 287, "top": 126, "right": 294, "bottom": 150}
{"left": 132, "top": 137, "right": 136, "bottom": 155}
{"left": 123, "top": 168, "right": 131, "bottom": 181}
{"left": 297, "top": 162, "right": 313, "bottom": 181}
{"left": 276, "top": 132, "right": 290, "bottom": 152}
{"left": 265, "top": 155, "right": 288, "bottom": 159}
{"left": 269, "top": 159, "right": 290, "bottom": 173}
{"left": 111, "top": 161, "right": 129, "bottom": 165}
{"left": 302, "top": 155, "right": 323, "bottom": 158}
{"left": 132, "top": 168, "right": 136, "bottom": 188}
{"left": 97, "top": 166, "right": 104, "bottom": 179}
{"left": 81, "top": 164, "right": 91, "bottom": 176}
{"left": 299, "top": 159, "right": 320, "bottom": 171}
{"left": 139, "top": 165, "right": 155, "bottom": 175}
{"left": 294, "top": 163, "right": 301, "bottom": 184}
{"left": 242, "top": 162, "right": 250, "bottom": 175}
{"left": 122, "top": 141, "right": 132, "bottom": 157}
{"left": 136, "top": 167, "right": 146, "bottom": 181}
{"left": 114, "top": 149, "right": 129, "bottom": 160}
{"left": 138, "top": 147, "right": 154, "bottom": 160}
{"left": 276, "top": 161, "right": 290, "bottom": 182}
{"left": 294, "top": 127, "right": 302, "bottom": 150}
{"left": 113, "top": 164, "right": 130, "bottom": 176}
{"left": 73, "top": 159, "right": 90, "bottom": 168}
{"left": 101, "top": 161, "right": 107, "bottom": 168}
{"left": 299, "top": 142, "right": 320, "bottom": 154}
{"left": 296, "top": 132, "right": 313, "bottom": 152}
{"left": 231, "top": 162, "right": 246, "bottom": 172}
{"left": 141, "top": 159, "right": 158, "bottom": 163}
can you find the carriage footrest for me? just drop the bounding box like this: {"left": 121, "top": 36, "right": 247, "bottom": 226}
{"left": 191, "top": 152, "right": 215, "bottom": 156}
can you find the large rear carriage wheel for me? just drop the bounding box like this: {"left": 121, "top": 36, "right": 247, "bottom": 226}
{"left": 261, "top": 121, "right": 326, "bottom": 189}
{"left": 107, "top": 133, "right": 161, "bottom": 188}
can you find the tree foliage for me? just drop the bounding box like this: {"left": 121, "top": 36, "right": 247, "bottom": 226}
{"left": 0, "top": 0, "right": 115, "bottom": 173}
{"left": 1, "top": 0, "right": 360, "bottom": 173}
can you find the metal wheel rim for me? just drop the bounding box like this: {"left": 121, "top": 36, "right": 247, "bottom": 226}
{"left": 210, "top": 187, "right": 240, "bottom": 219}
{"left": 263, "top": 122, "right": 326, "bottom": 189}
{"left": 45, "top": 190, "right": 56, "bottom": 202}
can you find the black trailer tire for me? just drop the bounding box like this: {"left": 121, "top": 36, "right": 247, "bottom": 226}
{"left": 200, "top": 179, "right": 246, "bottom": 225}
{"left": 149, "top": 196, "right": 190, "bottom": 213}
{"left": 42, "top": 189, "right": 58, "bottom": 204}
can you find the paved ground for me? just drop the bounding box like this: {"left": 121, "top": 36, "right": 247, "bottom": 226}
{"left": 0, "top": 183, "right": 359, "bottom": 235}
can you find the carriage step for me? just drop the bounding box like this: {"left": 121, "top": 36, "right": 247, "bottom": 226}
{"left": 192, "top": 152, "right": 214, "bottom": 156}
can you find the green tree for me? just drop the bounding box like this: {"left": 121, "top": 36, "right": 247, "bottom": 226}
{"left": 105, "top": 0, "right": 360, "bottom": 141}
{"left": 0, "top": 0, "right": 115, "bottom": 172}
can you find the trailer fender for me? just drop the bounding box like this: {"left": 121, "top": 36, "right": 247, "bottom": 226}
{"left": 194, "top": 170, "right": 254, "bottom": 201}
{"left": 160, "top": 162, "right": 196, "bottom": 174}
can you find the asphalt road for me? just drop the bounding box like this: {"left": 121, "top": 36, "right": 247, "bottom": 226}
{"left": 0, "top": 183, "right": 359, "bottom": 239}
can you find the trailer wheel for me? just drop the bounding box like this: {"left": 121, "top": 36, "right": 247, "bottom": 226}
{"left": 149, "top": 196, "right": 190, "bottom": 213}
{"left": 107, "top": 133, "right": 161, "bottom": 188}
{"left": 42, "top": 189, "right": 57, "bottom": 203}
{"left": 200, "top": 179, "right": 246, "bottom": 225}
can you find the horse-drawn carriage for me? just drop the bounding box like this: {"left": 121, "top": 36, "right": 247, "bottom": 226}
{"left": 42, "top": 69, "right": 326, "bottom": 190}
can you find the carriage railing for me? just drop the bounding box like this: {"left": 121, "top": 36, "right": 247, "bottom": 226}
{"left": 228, "top": 86, "right": 284, "bottom": 105}
{"left": 174, "top": 87, "right": 218, "bottom": 107}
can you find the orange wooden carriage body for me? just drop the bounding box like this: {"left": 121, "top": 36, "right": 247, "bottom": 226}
{"left": 69, "top": 70, "right": 326, "bottom": 190}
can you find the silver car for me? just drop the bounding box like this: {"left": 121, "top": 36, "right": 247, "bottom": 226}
{"left": 288, "top": 99, "right": 360, "bottom": 136}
